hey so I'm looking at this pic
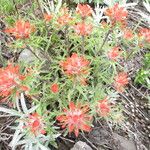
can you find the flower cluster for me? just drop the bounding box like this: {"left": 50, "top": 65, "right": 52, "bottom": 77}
{"left": 44, "top": 13, "right": 53, "bottom": 22}
{"left": 0, "top": 64, "right": 28, "bottom": 98}
{"left": 57, "top": 14, "right": 72, "bottom": 26}
{"left": 74, "top": 4, "right": 93, "bottom": 36}
{"left": 105, "top": 3, "right": 128, "bottom": 26}
{"left": 103, "top": 3, "right": 130, "bottom": 93}
{"left": 56, "top": 98, "right": 112, "bottom": 136}
{"left": 123, "top": 29, "right": 134, "bottom": 40}
{"left": 74, "top": 22, "right": 93, "bottom": 36}
{"left": 97, "top": 98, "right": 111, "bottom": 117}
{"left": 107, "top": 46, "right": 122, "bottom": 61}
{"left": 60, "top": 53, "right": 89, "bottom": 76}
{"left": 56, "top": 101, "right": 92, "bottom": 137}
{"left": 76, "top": 4, "right": 93, "bottom": 19}
{"left": 23, "top": 112, "right": 46, "bottom": 136}
{"left": 139, "top": 28, "right": 150, "bottom": 43}
{"left": 5, "top": 20, "right": 34, "bottom": 39}
{"left": 55, "top": 6, "right": 72, "bottom": 27}
{"left": 114, "top": 72, "right": 129, "bottom": 92}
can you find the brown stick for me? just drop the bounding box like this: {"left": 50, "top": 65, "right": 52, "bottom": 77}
{"left": 27, "top": 45, "right": 42, "bottom": 61}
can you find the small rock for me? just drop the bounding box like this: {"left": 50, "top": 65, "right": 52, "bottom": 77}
{"left": 88, "top": 128, "right": 111, "bottom": 146}
{"left": 113, "top": 133, "right": 136, "bottom": 150}
{"left": 71, "top": 141, "right": 92, "bottom": 150}
{"left": 18, "top": 49, "right": 36, "bottom": 63}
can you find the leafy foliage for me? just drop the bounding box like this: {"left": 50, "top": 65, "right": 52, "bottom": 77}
{"left": 0, "top": 0, "right": 150, "bottom": 149}
{"left": 135, "top": 53, "right": 150, "bottom": 89}
{"left": 0, "top": 0, "right": 27, "bottom": 14}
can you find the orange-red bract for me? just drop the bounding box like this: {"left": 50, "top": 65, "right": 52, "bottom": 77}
{"left": 123, "top": 29, "right": 134, "bottom": 40}
{"left": 5, "top": 20, "right": 34, "bottom": 39}
{"left": 0, "top": 64, "right": 28, "bottom": 98}
{"left": 97, "top": 98, "right": 111, "bottom": 117}
{"left": 114, "top": 72, "right": 129, "bottom": 92}
{"left": 139, "top": 28, "right": 150, "bottom": 43}
{"left": 44, "top": 13, "right": 53, "bottom": 22}
{"left": 56, "top": 101, "right": 92, "bottom": 137}
{"left": 74, "top": 22, "right": 93, "bottom": 36}
{"left": 57, "top": 14, "right": 72, "bottom": 26}
{"left": 107, "top": 47, "right": 122, "bottom": 61}
{"left": 60, "top": 53, "right": 90, "bottom": 76}
{"left": 76, "top": 4, "right": 93, "bottom": 18}
{"left": 24, "top": 112, "right": 46, "bottom": 136}
{"left": 51, "top": 83, "right": 59, "bottom": 93}
{"left": 105, "top": 3, "right": 128, "bottom": 26}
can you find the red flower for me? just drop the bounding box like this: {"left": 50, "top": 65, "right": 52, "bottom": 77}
{"left": 76, "top": 4, "right": 93, "bottom": 18}
{"left": 114, "top": 72, "right": 129, "bottom": 92}
{"left": 56, "top": 101, "right": 92, "bottom": 137}
{"left": 105, "top": 3, "right": 128, "bottom": 26}
{"left": 123, "top": 29, "right": 134, "bottom": 40}
{"left": 107, "top": 47, "right": 122, "bottom": 61}
{"left": 51, "top": 83, "right": 59, "bottom": 93}
{"left": 44, "top": 13, "right": 53, "bottom": 22}
{"left": 74, "top": 22, "right": 93, "bottom": 36}
{"left": 57, "top": 14, "right": 72, "bottom": 26}
{"left": 24, "top": 112, "right": 46, "bottom": 136}
{"left": 5, "top": 20, "right": 35, "bottom": 39}
{"left": 139, "top": 28, "right": 150, "bottom": 43}
{"left": 97, "top": 98, "right": 110, "bottom": 117}
{"left": 0, "top": 64, "right": 28, "bottom": 98}
{"left": 60, "top": 53, "right": 90, "bottom": 76}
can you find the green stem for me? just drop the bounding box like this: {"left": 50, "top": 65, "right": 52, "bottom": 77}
{"left": 126, "top": 45, "right": 139, "bottom": 60}
{"left": 98, "top": 29, "right": 112, "bottom": 55}
{"left": 81, "top": 35, "right": 85, "bottom": 54}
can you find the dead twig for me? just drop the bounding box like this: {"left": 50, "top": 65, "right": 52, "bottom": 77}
{"left": 59, "top": 136, "right": 75, "bottom": 143}
{"left": 81, "top": 133, "right": 99, "bottom": 150}
{"left": 26, "top": 45, "right": 42, "bottom": 61}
